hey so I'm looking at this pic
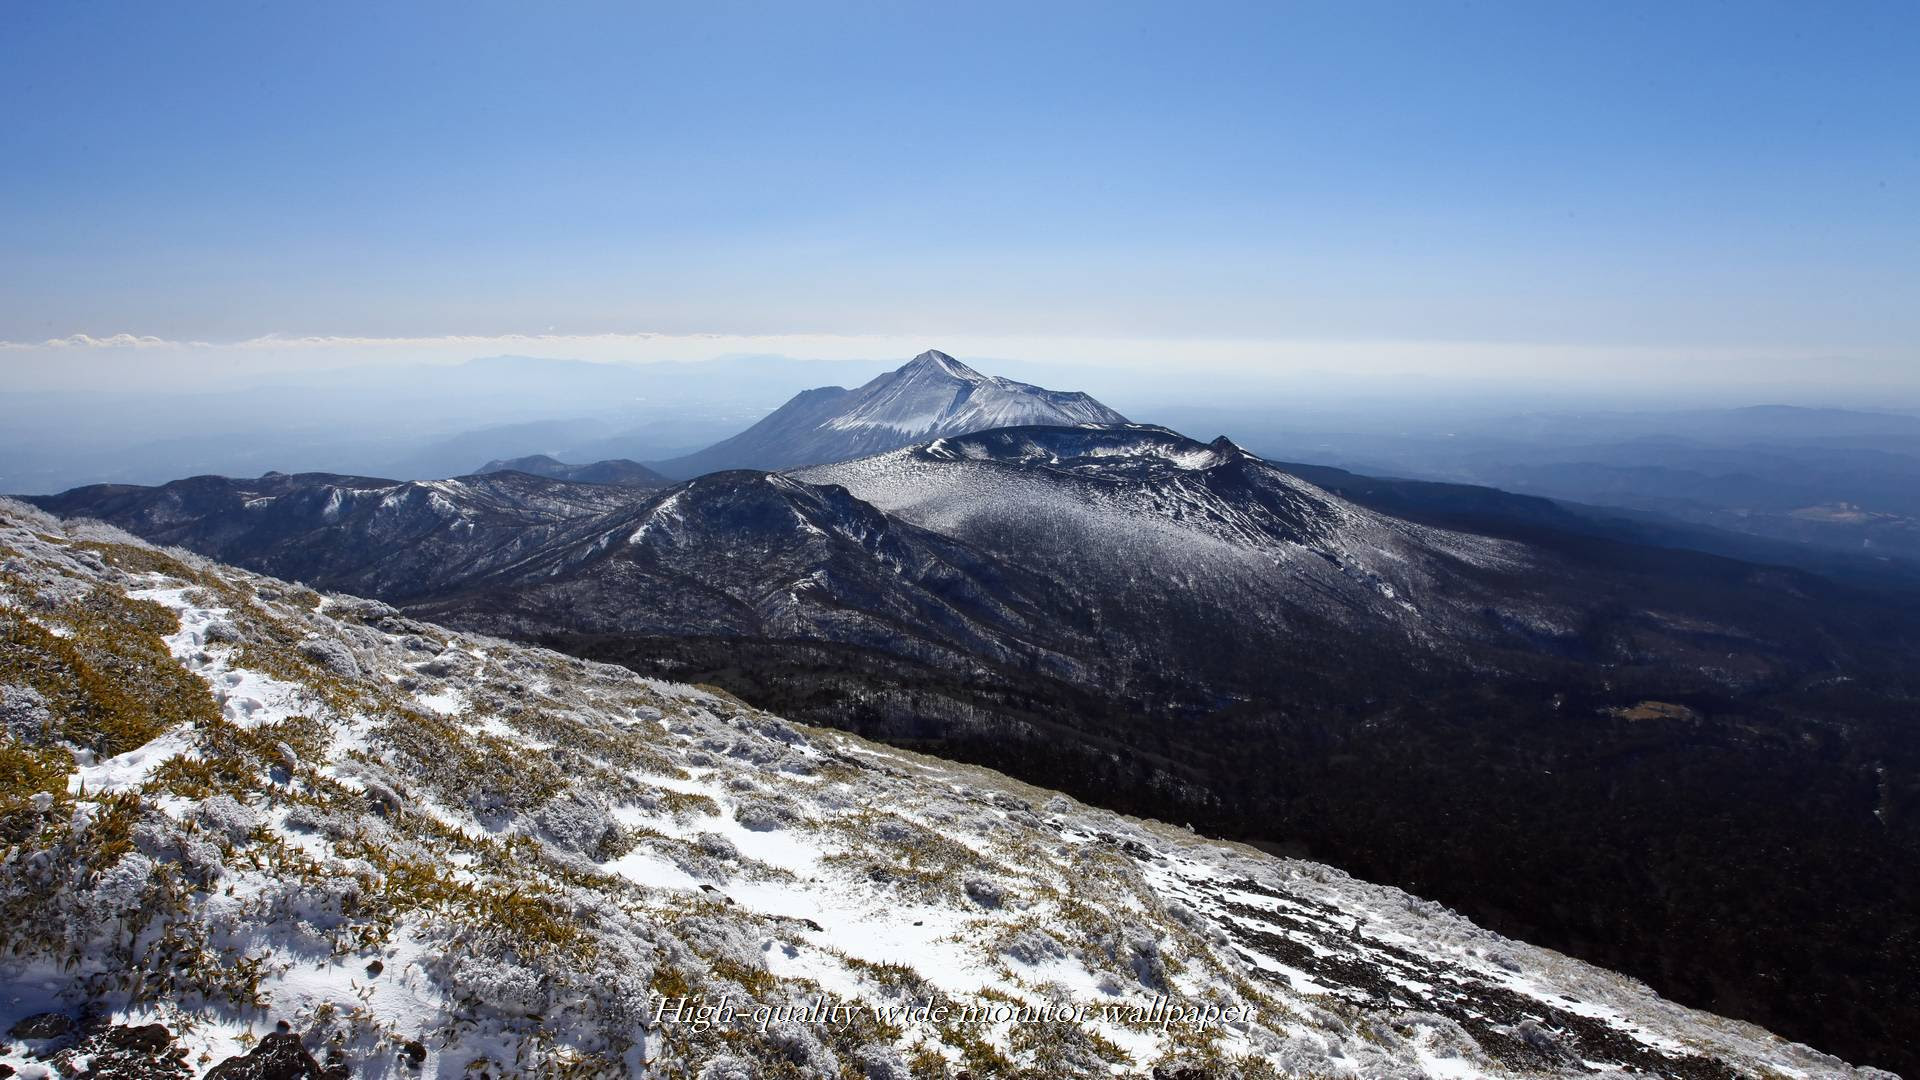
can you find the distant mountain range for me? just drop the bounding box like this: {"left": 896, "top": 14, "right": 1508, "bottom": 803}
{"left": 29, "top": 469, "right": 638, "bottom": 600}
{"left": 474, "top": 453, "right": 668, "bottom": 488}
{"left": 46, "top": 425, "right": 1918, "bottom": 741}
{"left": 36, "top": 426, "right": 1539, "bottom": 670}
{"left": 1154, "top": 401, "right": 1920, "bottom": 569}
{"left": 55, "top": 423, "right": 1870, "bottom": 693}
{"left": 655, "top": 349, "right": 1127, "bottom": 477}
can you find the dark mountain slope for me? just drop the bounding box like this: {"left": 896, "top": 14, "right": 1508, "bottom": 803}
{"left": 27, "top": 469, "right": 639, "bottom": 601}
{"left": 416, "top": 470, "right": 1102, "bottom": 679}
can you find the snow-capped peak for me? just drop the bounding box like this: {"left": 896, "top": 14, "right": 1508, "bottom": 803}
{"left": 825, "top": 351, "right": 1127, "bottom": 439}
{"left": 898, "top": 348, "right": 983, "bottom": 382}
{"left": 658, "top": 350, "right": 1131, "bottom": 475}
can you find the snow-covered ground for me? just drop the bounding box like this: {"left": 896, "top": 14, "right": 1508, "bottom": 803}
{"left": 0, "top": 498, "right": 1894, "bottom": 1079}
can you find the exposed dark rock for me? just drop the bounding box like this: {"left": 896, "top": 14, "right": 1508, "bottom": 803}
{"left": 8, "top": 1011, "right": 73, "bottom": 1040}
{"left": 52, "top": 1023, "right": 191, "bottom": 1079}
{"left": 204, "top": 1030, "right": 332, "bottom": 1079}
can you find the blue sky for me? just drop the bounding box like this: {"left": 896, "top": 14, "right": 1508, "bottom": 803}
{"left": 1, "top": 1, "right": 1915, "bottom": 388}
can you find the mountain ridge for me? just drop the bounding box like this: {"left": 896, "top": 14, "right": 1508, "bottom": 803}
{"left": 26, "top": 469, "right": 641, "bottom": 601}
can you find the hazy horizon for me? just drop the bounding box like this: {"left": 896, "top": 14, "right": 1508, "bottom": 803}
{"left": 5, "top": 336, "right": 1920, "bottom": 407}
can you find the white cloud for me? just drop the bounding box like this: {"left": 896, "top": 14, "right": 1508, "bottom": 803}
{"left": 4, "top": 333, "right": 201, "bottom": 349}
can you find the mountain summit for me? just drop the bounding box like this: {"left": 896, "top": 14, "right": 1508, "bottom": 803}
{"left": 656, "top": 350, "right": 1128, "bottom": 477}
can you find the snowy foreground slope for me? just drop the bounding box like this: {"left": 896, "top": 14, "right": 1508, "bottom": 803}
{"left": 0, "top": 499, "right": 1891, "bottom": 1079}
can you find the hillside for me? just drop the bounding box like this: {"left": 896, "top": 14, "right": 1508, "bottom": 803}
{"left": 0, "top": 497, "right": 1893, "bottom": 1078}
{"left": 27, "top": 470, "right": 644, "bottom": 603}
{"left": 23, "top": 429, "right": 1920, "bottom": 1073}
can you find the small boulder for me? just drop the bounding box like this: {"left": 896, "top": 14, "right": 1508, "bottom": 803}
{"left": 194, "top": 794, "right": 260, "bottom": 843}
{"left": 50, "top": 1022, "right": 193, "bottom": 1078}
{"left": 734, "top": 796, "right": 799, "bottom": 832}
{"left": 9, "top": 1010, "right": 73, "bottom": 1040}
{"left": 696, "top": 1058, "right": 755, "bottom": 1080}
{"left": 109, "top": 1022, "right": 178, "bottom": 1055}
{"left": 361, "top": 780, "right": 405, "bottom": 819}
{"left": 205, "top": 1029, "right": 331, "bottom": 1079}
{"left": 1, "top": 684, "right": 55, "bottom": 744}
{"left": 963, "top": 876, "right": 1004, "bottom": 909}
{"left": 856, "top": 1042, "right": 912, "bottom": 1080}
{"left": 296, "top": 637, "right": 361, "bottom": 679}
{"left": 270, "top": 741, "right": 299, "bottom": 783}
{"left": 1001, "top": 927, "right": 1068, "bottom": 966}
{"left": 416, "top": 653, "right": 469, "bottom": 679}
{"left": 1509, "top": 1019, "right": 1578, "bottom": 1065}
{"left": 327, "top": 596, "right": 399, "bottom": 622}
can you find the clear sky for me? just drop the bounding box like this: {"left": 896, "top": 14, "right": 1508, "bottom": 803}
{"left": 2, "top": 1, "right": 1915, "bottom": 391}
